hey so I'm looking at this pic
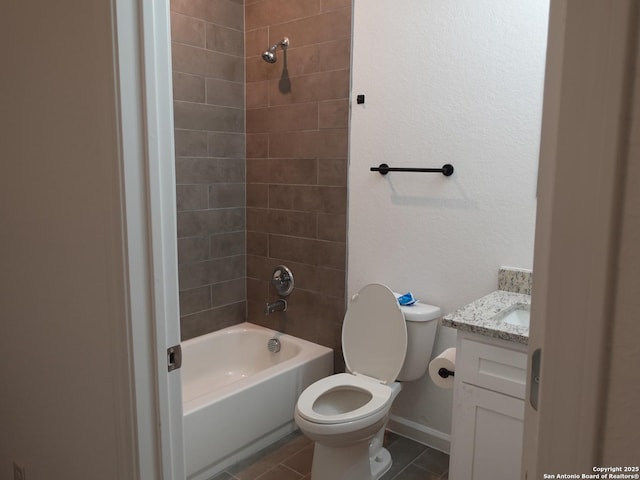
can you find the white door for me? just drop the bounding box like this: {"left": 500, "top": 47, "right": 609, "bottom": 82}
{"left": 115, "top": 0, "right": 185, "bottom": 478}
{"left": 523, "top": 0, "right": 636, "bottom": 477}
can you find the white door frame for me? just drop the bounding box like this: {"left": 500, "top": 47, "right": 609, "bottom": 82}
{"left": 113, "top": 0, "right": 185, "bottom": 478}
{"left": 523, "top": 0, "right": 636, "bottom": 477}
{"left": 112, "top": 0, "right": 637, "bottom": 477}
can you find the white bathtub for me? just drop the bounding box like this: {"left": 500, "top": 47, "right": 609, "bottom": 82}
{"left": 182, "top": 322, "right": 333, "bottom": 480}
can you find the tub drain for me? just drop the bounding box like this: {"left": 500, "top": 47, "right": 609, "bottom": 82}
{"left": 267, "top": 333, "right": 282, "bottom": 353}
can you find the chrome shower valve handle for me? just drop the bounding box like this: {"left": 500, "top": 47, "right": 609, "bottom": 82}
{"left": 271, "top": 265, "right": 294, "bottom": 296}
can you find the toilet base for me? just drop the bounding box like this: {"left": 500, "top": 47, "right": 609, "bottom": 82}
{"left": 310, "top": 433, "right": 392, "bottom": 480}
{"left": 370, "top": 446, "right": 392, "bottom": 479}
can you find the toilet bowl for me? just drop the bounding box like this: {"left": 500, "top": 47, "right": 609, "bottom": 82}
{"left": 294, "top": 283, "right": 441, "bottom": 480}
{"left": 295, "top": 373, "right": 399, "bottom": 441}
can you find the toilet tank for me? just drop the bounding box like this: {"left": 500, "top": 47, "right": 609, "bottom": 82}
{"left": 397, "top": 302, "right": 441, "bottom": 381}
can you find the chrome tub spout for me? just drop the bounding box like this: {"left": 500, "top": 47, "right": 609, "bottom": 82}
{"left": 264, "top": 299, "right": 287, "bottom": 315}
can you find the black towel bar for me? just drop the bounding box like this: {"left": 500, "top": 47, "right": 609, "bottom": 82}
{"left": 370, "top": 163, "right": 454, "bottom": 177}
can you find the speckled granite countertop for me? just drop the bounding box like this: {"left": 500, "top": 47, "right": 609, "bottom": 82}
{"left": 442, "top": 290, "right": 531, "bottom": 345}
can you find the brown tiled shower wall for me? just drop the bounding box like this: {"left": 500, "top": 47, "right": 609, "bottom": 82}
{"left": 245, "top": 0, "right": 351, "bottom": 370}
{"left": 171, "top": 0, "right": 247, "bottom": 340}
{"left": 172, "top": 0, "right": 352, "bottom": 367}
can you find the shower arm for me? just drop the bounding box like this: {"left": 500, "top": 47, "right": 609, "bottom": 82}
{"left": 270, "top": 37, "right": 289, "bottom": 52}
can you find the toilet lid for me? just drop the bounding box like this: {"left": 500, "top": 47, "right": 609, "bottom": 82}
{"left": 342, "top": 283, "right": 408, "bottom": 384}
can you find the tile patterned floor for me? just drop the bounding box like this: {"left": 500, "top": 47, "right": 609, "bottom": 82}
{"left": 210, "top": 430, "right": 449, "bottom": 480}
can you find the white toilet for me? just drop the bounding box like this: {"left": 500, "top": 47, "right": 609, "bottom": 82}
{"left": 294, "top": 283, "right": 441, "bottom": 480}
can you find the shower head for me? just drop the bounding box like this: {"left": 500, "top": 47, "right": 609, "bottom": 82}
{"left": 261, "top": 37, "right": 289, "bottom": 64}
{"left": 262, "top": 50, "right": 277, "bottom": 64}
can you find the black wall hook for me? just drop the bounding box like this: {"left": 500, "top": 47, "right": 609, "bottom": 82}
{"left": 370, "top": 163, "right": 454, "bottom": 177}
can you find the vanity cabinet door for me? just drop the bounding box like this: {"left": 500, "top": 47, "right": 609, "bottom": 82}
{"left": 450, "top": 383, "right": 525, "bottom": 480}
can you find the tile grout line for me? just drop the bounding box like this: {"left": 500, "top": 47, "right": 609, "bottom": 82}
{"left": 278, "top": 463, "right": 305, "bottom": 478}
{"left": 388, "top": 462, "right": 412, "bottom": 480}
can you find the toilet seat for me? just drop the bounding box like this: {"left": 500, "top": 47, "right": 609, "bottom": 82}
{"left": 296, "top": 373, "right": 394, "bottom": 425}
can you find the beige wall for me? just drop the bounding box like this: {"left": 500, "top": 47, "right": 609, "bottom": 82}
{"left": 0, "top": 1, "right": 135, "bottom": 478}
{"left": 601, "top": 11, "right": 640, "bottom": 463}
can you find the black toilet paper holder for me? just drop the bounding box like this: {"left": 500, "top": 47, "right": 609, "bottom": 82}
{"left": 438, "top": 367, "right": 455, "bottom": 379}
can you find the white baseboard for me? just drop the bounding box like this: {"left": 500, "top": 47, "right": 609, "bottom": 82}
{"left": 387, "top": 414, "right": 451, "bottom": 454}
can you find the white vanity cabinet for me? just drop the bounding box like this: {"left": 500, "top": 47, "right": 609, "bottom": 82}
{"left": 449, "top": 332, "right": 528, "bottom": 480}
